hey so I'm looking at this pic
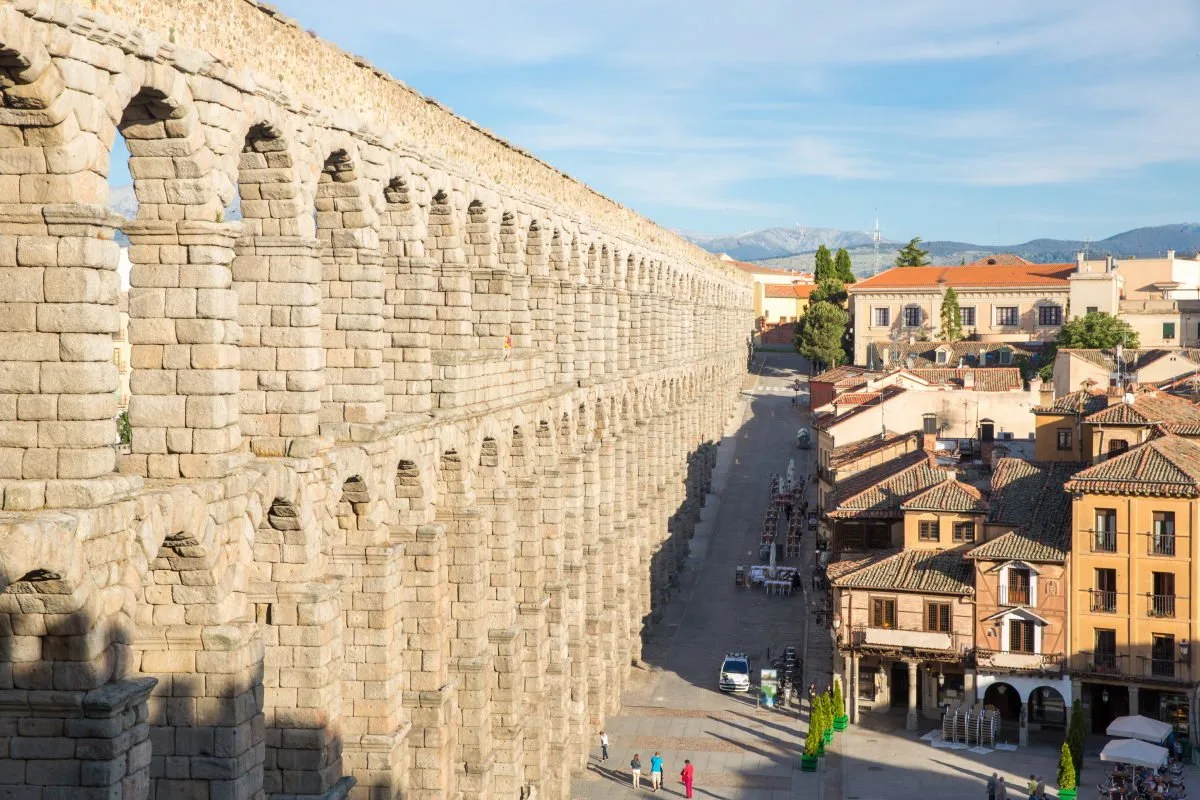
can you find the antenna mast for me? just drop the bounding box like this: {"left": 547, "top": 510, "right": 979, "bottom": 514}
{"left": 873, "top": 214, "right": 881, "bottom": 276}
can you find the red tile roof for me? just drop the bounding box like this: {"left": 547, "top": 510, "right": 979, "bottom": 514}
{"left": 964, "top": 254, "right": 1034, "bottom": 267}
{"left": 833, "top": 391, "right": 881, "bottom": 406}
{"left": 813, "top": 385, "right": 907, "bottom": 430}
{"left": 829, "top": 430, "right": 921, "bottom": 470}
{"left": 901, "top": 478, "right": 987, "bottom": 514}
{"left": 728, "top": 259, "right": 805, "bottom": 278}
{"left": 967, "top": 459, "right": 1084, "bottom": 562}
{"left": 811, "top": 365, "right": 880, "bottom": 385}
{"left": 1084, "top": 390, "right": 1200, "bottom": 435}
{"left": 764, "top": 283, "right": 817, "bottom": 299}
{"left": 850, "top": 262, "right": 1075, "bottom": 291}
{"left": 1033, "top": 388, "right": 1110, "bottom": 415}
{"left": 828, "top": 450, "right": 946, "bottom": 518}
{"left": 904, "top": 368, "right": 1023, "bottom": 392}
{"left": 830, "top": 549, "right": 974, "bottom": 595}
{"left": 1064, "top": 435, "right": 1200, "bottom": 497}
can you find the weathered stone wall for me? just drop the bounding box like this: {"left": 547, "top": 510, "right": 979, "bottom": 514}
{"left": 0, "top": 1, "right": 754, "bottom": 798}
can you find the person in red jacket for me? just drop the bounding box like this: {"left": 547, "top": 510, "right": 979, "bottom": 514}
{"left": 681, "top": 759, "right": 695, "bottom": 798}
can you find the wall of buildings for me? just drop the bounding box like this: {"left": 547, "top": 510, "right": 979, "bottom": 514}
{"left": 0, "top": 3, "right": 753, "bottom": 799}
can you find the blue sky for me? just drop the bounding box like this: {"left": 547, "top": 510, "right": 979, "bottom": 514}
{"left": 162, "top": 2, "right": 1200, "bottom": 243}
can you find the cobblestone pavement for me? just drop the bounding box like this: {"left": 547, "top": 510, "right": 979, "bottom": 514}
{"left": 571, "top": 352, "right": 833, "bottom": 800}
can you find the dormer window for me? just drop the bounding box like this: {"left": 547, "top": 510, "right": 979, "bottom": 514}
{"left": 936, "top": 349, "right": 949, "bottom": 364}
{"left": 998, "top": 348, "right": 1013, "bottom": 365}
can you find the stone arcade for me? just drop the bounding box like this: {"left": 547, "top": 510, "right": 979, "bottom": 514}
{"left": 0, "top": 1, "right": 753, "bottom": 798}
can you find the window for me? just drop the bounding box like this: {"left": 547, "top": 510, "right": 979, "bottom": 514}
{"left": 1164, "top": 322, "right": 1177, "bottom": 340}
{"left": 1152, "top": 634, "right": 1176, "bottom": 677}
{"left": 1151, "top": 572, "right": 1176, "bottom": 618}
{"left": 1056, "top": 428, "right": 1073, "bottom": 451}
{"left": 903, "top": 306, "right": 921, "bottom": 328}
{"left": 1009, "top": 619, "right": 1035, "bottom": 653}
{"left": 1094, "top": 508, "right": 1117, "bottom": 552}
{"left": 1107, "top": 439, "right": 1129, "bottom": 458}
{"left": 996, "top": 306, "right": 1019, "bottom": 326}
{"left": 873, "top": 307, "right": 890, "bottom": 327}
{"left": 1087, "top": 306, "right": 1098, "bottom": 315}
{"left": 918, "top": 520, "right": 940, "bottom": 541}
{"left": 1006, "top": 566, "right": 1031, "bottom": 605}
{"left": 952, "top": 521, "right": 976, "bottom": 542}
{"left": 960, "top": 307, "right": 976, "bottom": 327}
{"left": 1038, "top": 305, "right": 1063, "bottom": 326}
{"left": 998, "top": 348, "right": 1013, "bottom": 365}
{"left": 1153, "top": 511, "right": 1176, "bottom": 556}
{"left": 1094, "top": 628, "right": 1117, "bottom": 668}
{"left": 925, "top": 601, "right": 951, "bottom": 633}
{"left": 871, "top": 597, "right": 896, "bottom": 629}
{"left": 1092, "top": 568, "right": 1117, "bottom": 613}
{"left": 936, "top": 350, "right": 948, "bottom": 364}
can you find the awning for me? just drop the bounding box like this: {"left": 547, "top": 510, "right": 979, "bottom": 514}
{"left": 1099, "top": 738, "right": 1169, "bottom": 770}
{"left": 1106, "top": 715, "right": 1173, "bottom": 744}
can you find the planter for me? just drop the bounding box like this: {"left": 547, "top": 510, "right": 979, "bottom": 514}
{"left": 822, "top": 730, "right": 833, "bottom": 745}
{"left": 817, "top": 739, "right": 825, "bottom": 756}
{"left": 1057, "top": 790, "right": 1077, "bottom": 800}
{"left": 801, "top": 755, "right": 819, "bottom": 772}
{"left": 833, "top": 715, "right": 849, "bottom": 731}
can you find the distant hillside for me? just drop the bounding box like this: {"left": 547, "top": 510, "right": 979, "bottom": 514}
{"left": 691, "top": 222, "right": 1200, "bottom": 269}
{"left": 681, "top": 225, "right": 888, "bottom": 262}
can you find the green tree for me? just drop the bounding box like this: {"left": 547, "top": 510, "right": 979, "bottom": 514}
{"left": 895, "top": 237, "right": 931, "bottom": 267}
{"left": 940, "top": 286, "right": 963, "bottom": 341}
{"left": 116, "top": 411, "right": 131, "bottom": 446}
{"left": 1057, "top": 741, "right": 1076, "bottom": 790}
{"left": 832, "top": 677, "right": 845, "bottom": 719}
{"left": 834, "top": 247, "right": 856, "bottom": 284}
{"left": 809, "top": 277, "right": 847, "bottom": 307}
{"left": 1067, "top": 699, "right": 1085, "bottom": 776}
{"left": 795, "top": 301, "right": 849, "bottom": 370}
{"left": 814, "top": 244, "right": 836, "bottom": 282}
{"left": 1055, "top": 311, "right": 1139, "bottom": 350}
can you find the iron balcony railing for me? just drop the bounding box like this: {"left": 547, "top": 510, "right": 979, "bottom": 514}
{"left": 1074, "top": 651, "right": 1190, "bottom": 682}
{"left": 1150, "top": 533, "right": 1177, "bottom": 557}
{"left": 1073, "top": 650, "right": 1126, "bottom": 675}
{"left": 1087, "top": 528, "right": 1118, "bottom": 553}
{"left": 1149, "top": 594, "right": 1177, "bottom": 618}
{"left": 973, "top": 649, "right": 1064, "bottom": 673}
{"left": 1089, "top": 590, "right": 1117, "bottom": 614}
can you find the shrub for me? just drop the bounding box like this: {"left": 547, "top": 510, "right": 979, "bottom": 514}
{"left": 1057, "top": 741, "right": 1076, "bottom": 789}
{"left": 1067, "top": 699, "right": 1085, "bottom": 776}
{"left": 832, "top": 678, "right": 845, "bottom": 719}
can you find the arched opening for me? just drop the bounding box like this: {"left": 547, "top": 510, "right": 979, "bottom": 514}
{"left": 983, "top": 681, "right": 1021, "bottom": 723}
{"left": 395, "top": 458, "right": 426, "bottom": 530}
{"left": 1028, "top": 685, "right": 1067, "bottom": 730}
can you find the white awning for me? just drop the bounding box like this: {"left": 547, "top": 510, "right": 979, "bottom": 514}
{"left": 1099, "top": 738, "right": 1169, "bottom": 769}
{"left": 1106, "top": 715, "right": 1173, "bottom": 744}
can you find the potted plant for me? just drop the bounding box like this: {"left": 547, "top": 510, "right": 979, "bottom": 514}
{"left": 802, "top": 718, "right": 820, "bottom": 771}
{"left": 833, "top": 678, "right": 849, "bottom": 731}
{"left": 1057, "top": 741, "right": 1077, "bottom": 800}
{"left": 818, "top": 693, "right": 834, "bottom": 744}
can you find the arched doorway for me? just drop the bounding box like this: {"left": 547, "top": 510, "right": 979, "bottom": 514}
{"left": 1028, "top": 685, "right": 1067, "bottom": 729}
{"left": 983, "top": 682, "right": 1021, "bottom": 721}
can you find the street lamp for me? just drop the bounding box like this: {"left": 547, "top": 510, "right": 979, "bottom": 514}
{"left": 937, "top": 672, "right": 945, "bottom": 688}
{"left": 1181, "top": 639, "right": 1190, "bottom": 660}
{"left": 1102, "top": 689, "right": 1109, "bottom": 703}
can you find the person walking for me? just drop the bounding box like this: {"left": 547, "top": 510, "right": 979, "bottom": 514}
{"left": 681, "top": 759, "right": 695, "bottom": 798}
{"left": 997, "top": 776, "right": 1007, "bottom": 799}
{"left": 630, "top": 753, "right": 642, "bottom": 789}
{"left": 987, "top": 771, "right": 998, "bottom": 800}
{"left": 599, "top": 731, "right": 609, "bottom": 762}
{"left": 649, "top": 752, "right": 663, "bottom": 792}
{"left": 1027, "top": 774, "right": 1037, "bottom": 799}
{"left": 1035, "top": 777, "right": 1046, "bottom": 799}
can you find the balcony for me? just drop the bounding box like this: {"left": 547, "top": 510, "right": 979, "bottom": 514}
{"left": 1088, "top": 529, "right": 1117, "bottom": 553}
{"left": 850, "top": 625, "right": 955, "bottom": 652}
{"left": 1073, "top": 652, "right": 1191, "bottom": 683}
{"left": 1089, "top": 590, "right": 1117, "bottom": 614}
{"left": 1149, "top": 534, "right": 1177, "bottom": 557}
{"left": 1149, "top": 594, "right": 1176, "bottom": 619}
{"left": 1148, "top": 657, "right": 1177, "bottom": 679}
{"left": 974, "top": 649, "right": 1064, "bottom": 674}
{"left": 1073, "top": 651, "right": 1127, "bottom": 676}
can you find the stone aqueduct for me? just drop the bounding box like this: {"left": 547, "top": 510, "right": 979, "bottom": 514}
{"left": 0, "top": 1, "right": 753, "bottom": 798}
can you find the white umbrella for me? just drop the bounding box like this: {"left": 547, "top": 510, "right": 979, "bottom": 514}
{"left": 1099, "top": 738, "right": 1169, "bottom": 769}
{"left": 787, "top": 458, "right": 795, "bottom": 483}
{"left": 1107, "top": 715, "right": 1173, "bottom": 744}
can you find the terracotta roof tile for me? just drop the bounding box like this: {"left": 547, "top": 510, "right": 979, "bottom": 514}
{"left": 728, "top": 259, "right": 806, "bottom": 278}
{"left": 833, "top": 391, "right": 881, "bottom": 406}
{"left": 967, "top": 459, "right": 1084, "bottom": 562}
{"left": 875, "top": 340, "right": 1042, "bottom": 369}
{"left": 830, "top": 549, "right": 974, "bottom": 595}
{"left": 850, "top": 263, "right": 1075, "bottom": 291}
{"left": 1033, "top": 388, "right": 1109, "bottom": 415}
{"left": 829, "top": 451, "right": 946, "bottom": 518}
{"left": 813, "top": 385, "right": 907, "bottom": 430}
{"left": 963, "top": 254, "right": 1034, "bottom": 267}
{"left": 811, "top": 365, "right": 880, "bottom": 385}
{"left": 902, "top": 479, "right": 987, "bottom": 513}
{"left": 1061, "top": 348, "right": 1200, "bottom": 373}
{"left": 764, "top": 283, "right": 817, "bottom": 299}
{"left": 904, "top": 368, "right": 1023, "bottom": 392}
{"left": 1064, "top": 435, "right": 1200, "bottom": 497}
{"left": 1084, "top": 391, "right": 1200, "bottom": 434}
{"left": 829, "top": 430, "right": 922, "bottom": 470}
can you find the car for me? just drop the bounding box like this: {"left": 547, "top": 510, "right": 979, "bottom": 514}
{"left": 719, "top": 652, "right": 752, "bottom": 692}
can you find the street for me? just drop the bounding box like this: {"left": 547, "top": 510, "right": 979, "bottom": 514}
{"left": 571, "top": 352, "right": 826, "bottom": 799}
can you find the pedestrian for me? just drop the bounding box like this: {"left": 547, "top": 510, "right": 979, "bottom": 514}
{"left": 599, "top": 731, "right": 609, "bottom": 762}
{"left": 1027, "top": 775, "right": 1036, "bottom": 799}
{"left": 811, "top": 564, "right": 819, "bottom": 589}
{"left": 650, "top": 752, "right": 663, "bottom": 791}
{"left": 986, "top": 771, "right": 998, "bottom": 800}
{"left": 1035, "top": 777, "right": 1045, "bottom": 799}
{"left": 630, "top": 753, "right": 642, "bottom": 789}
{"left": 997, "top": 776, "right": 1007, "bottom": 799}
{"left": 681, "top": 759, "right": 695, "bottom": 799}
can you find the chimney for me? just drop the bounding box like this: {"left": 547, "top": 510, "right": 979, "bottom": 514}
{"left": 922, "top": 413, "right": 938, "bottom": 453}
{"left": 981, "top": 440, "right": 995, "bottom": 468}
{"left": 1168, "top": 249, "right": 1176, "bottom": 261}
{"left": 962, "top": 370, "right": 975, "bottom": 390}
{"left": 1076, "top": 250, "right": 1086, "bottom": 271}
{"left": 945, "top": 470, "right": 957, "bottom": 482}
{"left": 1105, "top": 255, "right": 1114, "bottom": 273}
